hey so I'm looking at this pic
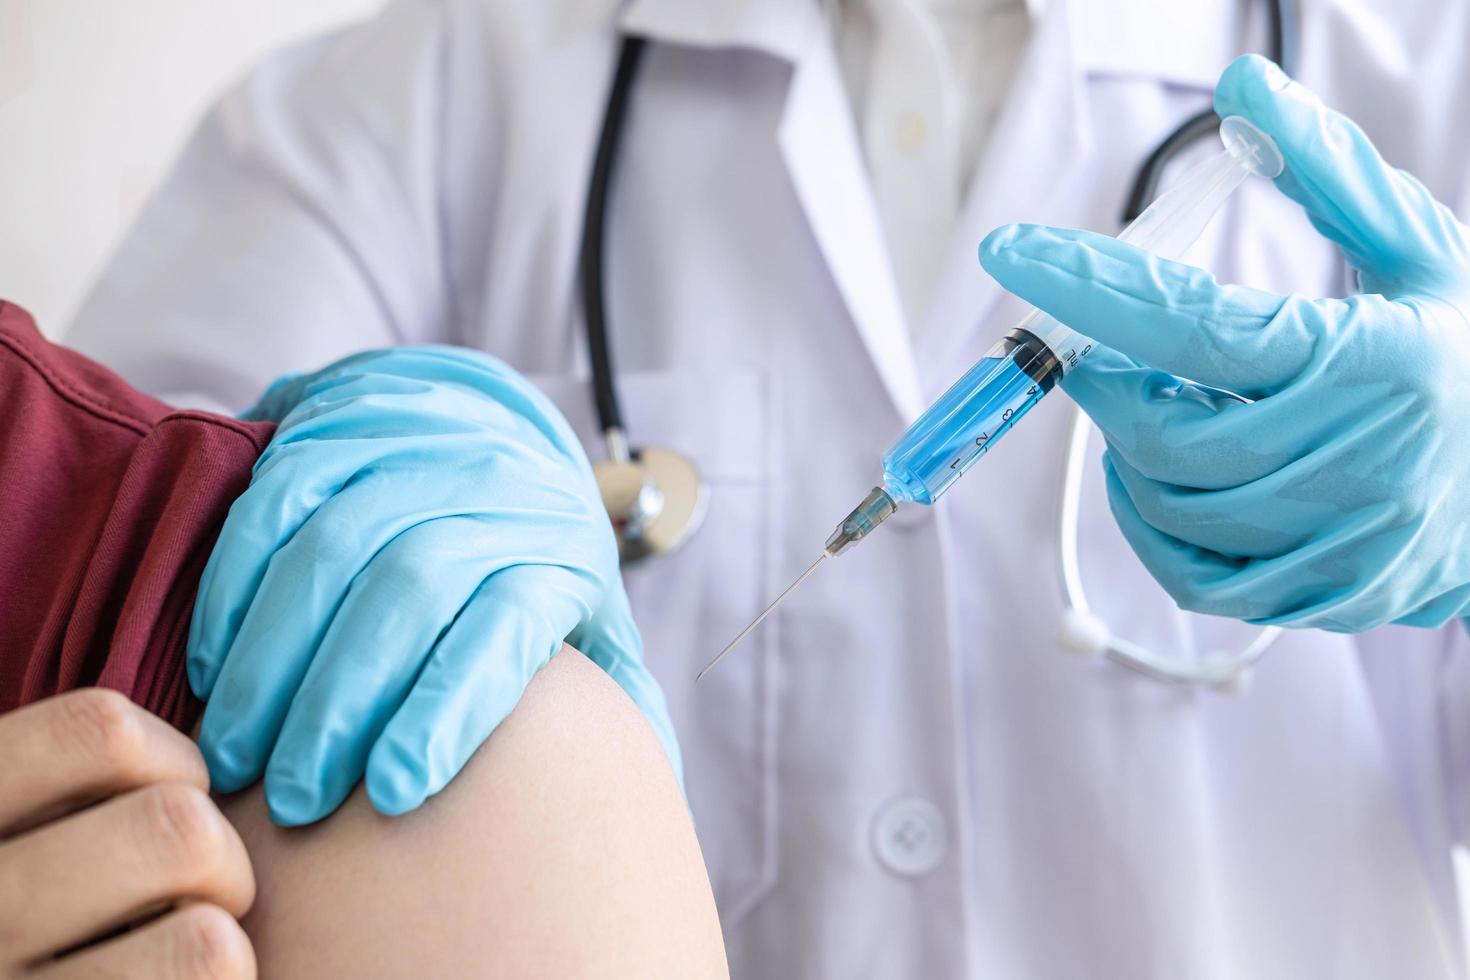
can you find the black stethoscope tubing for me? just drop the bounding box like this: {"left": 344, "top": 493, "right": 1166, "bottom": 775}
{"left": 578, "top": 35, "right": 648, "bottom": 439}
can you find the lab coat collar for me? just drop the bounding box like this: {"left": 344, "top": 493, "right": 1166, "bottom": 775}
{"left": 776, "top": 30, "right": 927, "bottom": 421}
{"left": 622, "top": 0, "right": 927, "bottom": 421}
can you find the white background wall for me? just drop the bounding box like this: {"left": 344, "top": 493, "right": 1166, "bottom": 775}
{"left": 0, "top": 0, "right": 384, "bottom": 336}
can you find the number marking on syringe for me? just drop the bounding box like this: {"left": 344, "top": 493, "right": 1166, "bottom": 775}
{"left": 946, "top": 385, "right": 1044, "bottom": 474}
{"left": 952, "top": 430, "right": 990, "bottom": 469}
{"left": 1062, "top": 344, "right": 1094, "bottom": 371}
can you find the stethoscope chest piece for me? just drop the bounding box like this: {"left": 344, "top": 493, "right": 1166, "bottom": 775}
{"left": 594, "top": 435, "right": 708, "bottom": 564}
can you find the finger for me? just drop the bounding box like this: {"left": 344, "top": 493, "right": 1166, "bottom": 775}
{"left": 359, "top": 346, "right": 598, "bottom": 474}
{"left": 261, "top": 519, "right": 503, "bottom": 826}
{"left": 1103, "top": 370, "right": 1435, "bottom": 560}
{"left": 195, "top": 475, "right": 439, "bottom": 793}
{"left": 253, "top": 346, "right": 595, "bottom": 473}
{"left": 0, "top": 784, "right": 254, "bottom": 965}
{"left": 1063, "top": 346, "right": 1336, "bottom": 491}
{"left": 187, "top": 370, "right": 458, "bottom": 699}
{"left": 1215, "top": 55, "right": 1469, "bottom": 301}
{"left": 1100, "top": 453, "right": 1398, "bottom": 628}
{"left": 187, "top": 449, "right": 339, "bottom": 702}
{"left": 0, "top": 690, "right": 208, "bottom": 838}
{"left": 1098, "top": 455, "right": 1258, "bottom": 622}
{"left": 982, "top": 223, "right": 1317, "bottom": 397}
{"left": 1103, "top": 447, "right": 1315, "bottom": 561}
{"left": 569, "top": 585, "right": 683, "bottom": 787}
{"left": 236, "top": 349, "right": 414, "bottom": 424}
{"left": 364, "top": 564, "right": 593, "bottom": 817}
{"left": 33, "top": 904, "right": 255, "bottom": 980}
{"left": 199, "top": 447, "right": 608, "bottom": 798}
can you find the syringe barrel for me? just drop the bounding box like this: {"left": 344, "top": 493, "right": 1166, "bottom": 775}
{"left": 880, "top": 325, "right": 1062, "bottom": 505}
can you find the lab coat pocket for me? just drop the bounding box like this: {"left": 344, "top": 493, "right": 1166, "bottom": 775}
{"left": 525, "top": 369, "right": 779, "bottom": 925}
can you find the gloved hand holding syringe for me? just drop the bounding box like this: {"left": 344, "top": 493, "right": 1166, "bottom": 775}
{"left": 699, "top": 115, "right": 1286, "bottom": 679}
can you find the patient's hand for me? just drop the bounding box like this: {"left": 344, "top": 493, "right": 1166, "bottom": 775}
{"left": 217, "top": 648, "right": 727, "bottom": 979}
{"left": 0, "top": 690, "right": 256, "bottom": 979}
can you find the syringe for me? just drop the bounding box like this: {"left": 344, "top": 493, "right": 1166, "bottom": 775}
{"left": 698, "top": 116, "right": 1285, "bottom": 680}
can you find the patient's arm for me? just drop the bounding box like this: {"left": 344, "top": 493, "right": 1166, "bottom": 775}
{"left": 216, "top": 648, "right": 728, "bottom": 979}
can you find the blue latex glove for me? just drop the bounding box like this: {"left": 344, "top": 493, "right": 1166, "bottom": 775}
{"left": 978, "top": 55, "right": 1470, "bottom": 632}
{"left": 190, "top": 346, "right": 681, "bottom": 824}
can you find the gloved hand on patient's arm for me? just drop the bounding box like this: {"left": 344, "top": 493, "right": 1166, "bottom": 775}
{"left": 192, "top": 345, "right": 680, "bottom": 826}
{"left": 980, "top": 54, "right": 1470, "bottom": 633}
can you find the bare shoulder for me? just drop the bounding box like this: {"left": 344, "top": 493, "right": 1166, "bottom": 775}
{"left": 217, "top": 649, "right": 728, "bottom": 979}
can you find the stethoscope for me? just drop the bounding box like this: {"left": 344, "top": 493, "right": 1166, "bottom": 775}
{"left": 579, "top": 0, "right": 1291, "bottom": 685}
{"left": 578, "top": 33, "right": 708, "bottom": 566}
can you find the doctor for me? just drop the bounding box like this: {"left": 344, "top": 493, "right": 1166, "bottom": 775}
{"left": 67, "top": 0, "right": 1470, "bottom": 977}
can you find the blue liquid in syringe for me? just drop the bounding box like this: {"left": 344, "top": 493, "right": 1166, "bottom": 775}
{"left": 881, "top": 329, "right": 1063, "bottom": 506}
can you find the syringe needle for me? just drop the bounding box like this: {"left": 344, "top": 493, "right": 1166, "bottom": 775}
{"left": 697, "top": 553, "right": 829, "bottom": 681}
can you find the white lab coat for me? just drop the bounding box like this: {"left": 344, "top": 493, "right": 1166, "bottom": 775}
{"left": 65, "top": 0, "right": 1470, "bottom": 976}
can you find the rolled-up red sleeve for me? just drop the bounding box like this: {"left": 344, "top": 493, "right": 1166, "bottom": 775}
{"left": 0, "top": 302, "right": 274, "bottom": 731}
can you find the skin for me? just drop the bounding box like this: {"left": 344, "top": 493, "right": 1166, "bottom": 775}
{"left": 217, "top": 648, "right": 729, "bottom": 979}
{"left": 0, "top": 689, "right": 257, "bottom": 979}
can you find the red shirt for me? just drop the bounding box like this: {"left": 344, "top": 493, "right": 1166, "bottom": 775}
{"left": 0, "top": 302, "right": 273, "bottom": 730}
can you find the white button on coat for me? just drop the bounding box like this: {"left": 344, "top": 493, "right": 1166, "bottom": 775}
{"left": 893, "top": 111, "right": 929, "bottom": 152}
{"left": 872, "top": 796, "right": 949, "bottom": 876}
